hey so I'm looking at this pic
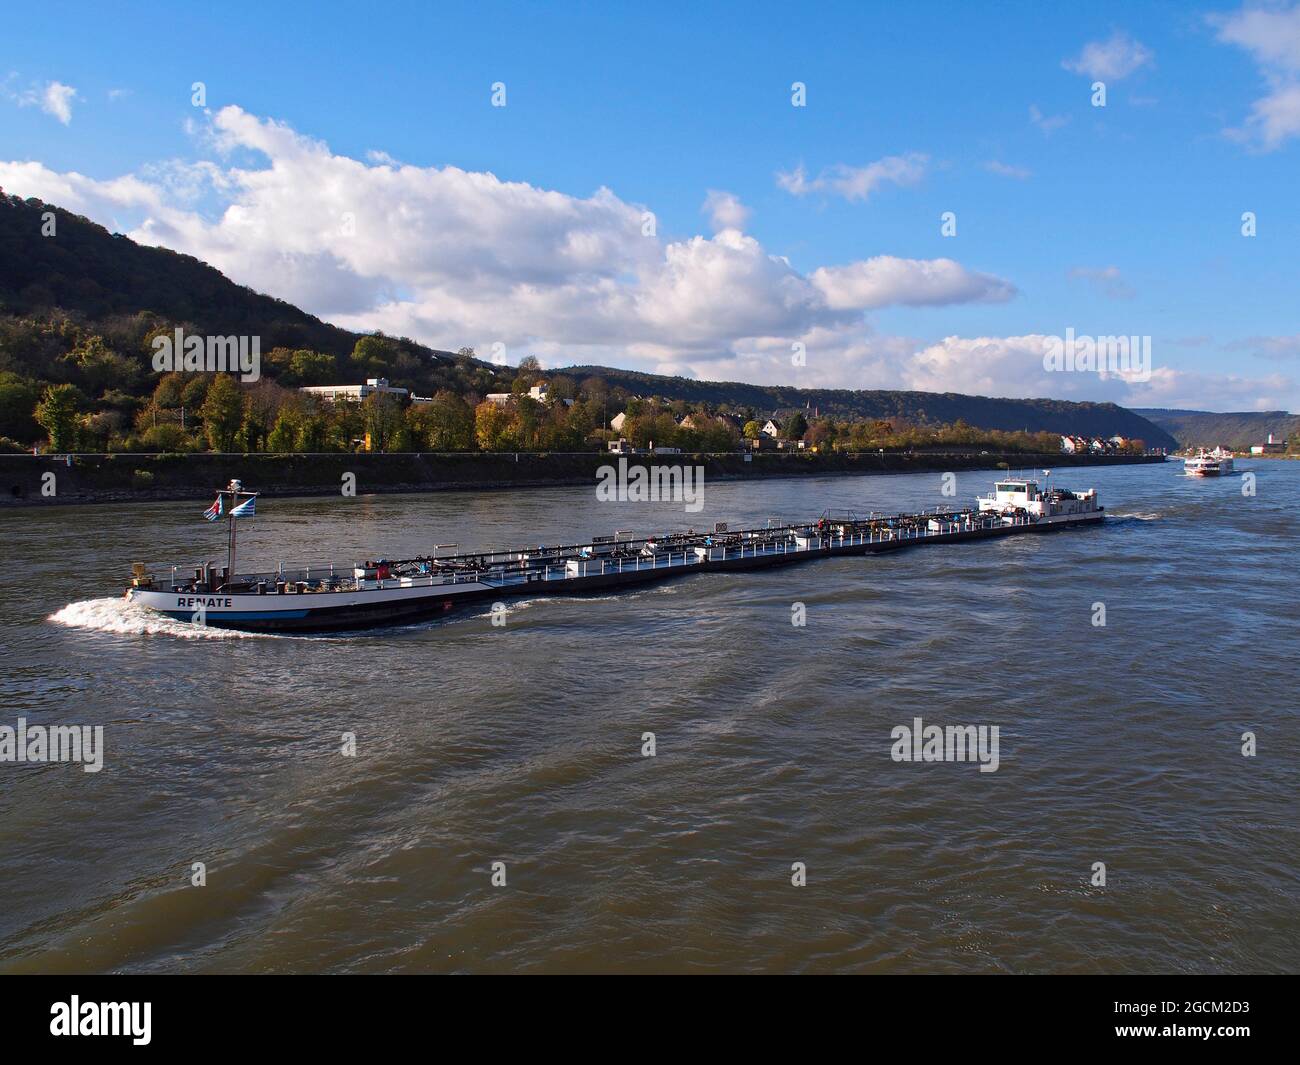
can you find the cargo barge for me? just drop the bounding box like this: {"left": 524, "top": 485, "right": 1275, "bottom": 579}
{"left": 125, "top": 476, "right": 1103, "bottom": 633}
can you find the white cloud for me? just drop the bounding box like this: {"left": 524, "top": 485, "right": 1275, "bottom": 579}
{"left": 776, "top": 153, "right": 927, "bottom": 202}
{"left": 1212, "top": 4, "right": 1300, "bottom": 73}
{"left": 701, "top": 189, "right": 750, "bottom": 232}
{"left": 1212, "top": 4, "right": 1300, "bottom": 149}
{"left": 812, "top": 257, "right": 1016, "bottom": 310}
{"left": 908, "top": 335, "right": 1290, "bottom": 409}
{"left": 0, "top": 107, "right": 1015, "bottom": 378}
{"left": 1062, "top": 32, "right": 1153, "bottom": 81}
{"left": 984, "top": 160, "right": 1032, "bottom": 180}
{"left": 12, "top": 105, "right": 1280, "bottom": 407}
{"left": 1067, "top": 265, "right": 1135, "bottom": 300}
{"left": 0, "top": 108, "right": 1008, "bottom": 366}
{"left": 1029, "top": 104, "right": 1070, "bottom": 135}
{"left": 2, "top": 78, "right": 78, "bottom": 124}
{"left": 1231, "top": 334, "right": 1300, "bottom": 361}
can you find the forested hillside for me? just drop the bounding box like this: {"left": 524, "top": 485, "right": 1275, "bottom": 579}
{"left": 1133, "top": 408, "right": 1298, "bottom": 451}
{"left": 0, "top": 192, "right": 1175, "bottom": 453}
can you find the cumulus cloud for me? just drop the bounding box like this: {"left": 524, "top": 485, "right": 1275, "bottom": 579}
{"left": 1212, "top": 3, "right": 1300, "bottom": 149}
{"left": 0, "top": 107, "right": 1013, "bottom": 378}
{"left": 701, "top": 189, "right": 750, "bottom": 232}
{"left": 1062, "top": 32, "right": 1153, "bottom": 81}
{"left": 776, "top": 153, "right": 927, "bottom": 202}
{"left": 812, "top": 257, "right": 1016, "bottom": 310}
{"left": 10, "top": 106, "right": 1278, "bottom": 407}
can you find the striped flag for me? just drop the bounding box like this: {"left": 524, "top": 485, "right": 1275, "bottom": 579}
{"left": 203, "top": 496, "right": 223, "bottom": 522}
{"left": 230, "top": 496, "right": 256, "bottom": 518}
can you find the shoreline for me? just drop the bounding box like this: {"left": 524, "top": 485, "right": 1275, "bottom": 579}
{"left": 0, "top": 451, "right": 1164, "bottom": 509}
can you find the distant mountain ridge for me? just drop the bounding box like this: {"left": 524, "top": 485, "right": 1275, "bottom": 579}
{"left": 564, "top": 365, "right": 1178, "bottom": 448}
{"left": 1, "top": 192, "right": 1176, "bottom": 448}
{"left": 1133, "top": 408, "right": 1298, "bottom": 450}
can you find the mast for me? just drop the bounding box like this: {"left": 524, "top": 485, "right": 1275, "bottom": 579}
{"left": 220, "top": 478, "right": 257, "bottom": 585}
{"left": 227, "top": 488, "right": 237, "bottom": 577}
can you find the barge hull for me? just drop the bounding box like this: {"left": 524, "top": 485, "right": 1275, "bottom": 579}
{"left": 135, "top": 512, "right": 1103, "bottom": 634}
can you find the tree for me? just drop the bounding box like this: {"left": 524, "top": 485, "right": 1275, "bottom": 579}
{"left": 151, "top": 372, "right": 185, "bottom": 410}
{"left": 475, "top": 399, "right": 516, "bottom": 451}
{"left": 0, "top": 372, "right": 41, "bottom": 442}
{"left": 362, "top": 392, "right": 404, "bottom": 452}
{"left": 35, "top": 383, "right": 81, "bottom": 450}
{"left": 137, "top": 423, "right": 192, "bottom": 452}
{"left": 786, "top": 412, "right": 809, "bottom": 440}
{"left": 511, "top": 396, "right": 543, "bottom": 449}
{"left": 409, "top": 390, "right": 474, "bottom": 450}
{"left": 181, "top": 375, "right": 210, "bottom": 410}
{"left": 296, "top": 411, "right": 328, "bottom": 452}
{"left": 267, "top": 409, "right": 300, "bottom": 453}
{"left": 200, "top": 374, "right": 243, "bottom": 451}
{"left": 742, "top": 419, "right": 763, "bottom": 440}
{"left": 350, "top": 334, "right": 397, "bottom": 377}
{"left": 290, "top": 349, "right": 338, "bottom": 385}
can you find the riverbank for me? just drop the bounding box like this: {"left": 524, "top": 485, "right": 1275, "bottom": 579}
{"left": 0, "top": 450, "right": 1164, "bottom": 507}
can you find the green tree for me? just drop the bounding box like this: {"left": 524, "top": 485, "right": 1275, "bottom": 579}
{"left": 350, "top": 334, "right": 397, "bottom": 377}
{"left": 200, "top": 374, "right": 243, "bottom": 451}
{"left": 151, "top": 372, "right": 186, "bottom": 410}
{"left": 67, "top": 335, "right": 140, "bottom": 395}
{"left": 296, "top": 412, "right": 329, "bottom": 452}
{"left": 290, "top": 348, "right": 338, "bottom": 385}
{"left": 0, "top": 371, "right": 41, "bottom": 442}
{"left": 409, "top": 390, "right": 474, "bottom": 450}
{"left": 181, "top": 375, "right": 210, "bottom": 410}
{"left": 35, "top": 383, "right": 82, "bottom": 451}
{"left": 267, "top": 409, "right": 300, "bottom": 452}
{"left": 362, "top": 392, "right": 404, "bottom": 452}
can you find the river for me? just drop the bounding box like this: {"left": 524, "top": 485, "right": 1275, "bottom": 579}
{"left": 1, "top": 459, "right": 1295, "bottom": 972}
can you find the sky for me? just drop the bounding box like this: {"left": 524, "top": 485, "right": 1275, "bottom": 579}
{"left": 2, "top": 0, "right": 1299, "bottom": 412}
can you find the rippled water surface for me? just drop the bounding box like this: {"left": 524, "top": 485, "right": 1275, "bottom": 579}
{"left": 1, "top": 461, "right": 1296, "bottom": 973}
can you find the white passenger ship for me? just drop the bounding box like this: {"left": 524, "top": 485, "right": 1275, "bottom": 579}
{"left": 1183, "top": 448, "right": 1234, "bottom": 477}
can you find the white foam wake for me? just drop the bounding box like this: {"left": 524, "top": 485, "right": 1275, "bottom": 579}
{"left": 48, "top": 597, "right": 269, "bottom": 639}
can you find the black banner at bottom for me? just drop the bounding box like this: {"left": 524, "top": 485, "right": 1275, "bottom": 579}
{"left": 1, "top": 974, "right": 1285, "bottom": 1052}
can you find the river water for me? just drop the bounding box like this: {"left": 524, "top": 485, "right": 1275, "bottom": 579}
{"left": 1, "top": 460, "right": 1296, "bottom": 973}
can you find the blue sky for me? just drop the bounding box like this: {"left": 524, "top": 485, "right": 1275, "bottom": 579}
{"left": 2, "top": 0, "right": 1298, "bottom": 411}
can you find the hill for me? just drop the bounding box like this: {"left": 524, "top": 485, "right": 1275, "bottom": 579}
{"left": 1133, "top": 409, "right": 1298, "bottom": 451}
{"left": 0, "top": 191, "right": 1175, "bottom": 450}
{"left": 564, "top": 365, "right": 1177, "bottom": 448}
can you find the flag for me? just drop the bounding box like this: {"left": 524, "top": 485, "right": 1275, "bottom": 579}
{"left": 204, "top": 496, "right": 223, "bottom": 522}
{"left": 230, "top": 496, "right": 256, "bottom": 518}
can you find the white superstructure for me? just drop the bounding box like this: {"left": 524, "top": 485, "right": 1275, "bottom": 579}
{"left": 976, "top": 477, "right": 1101, "bottom": 524}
